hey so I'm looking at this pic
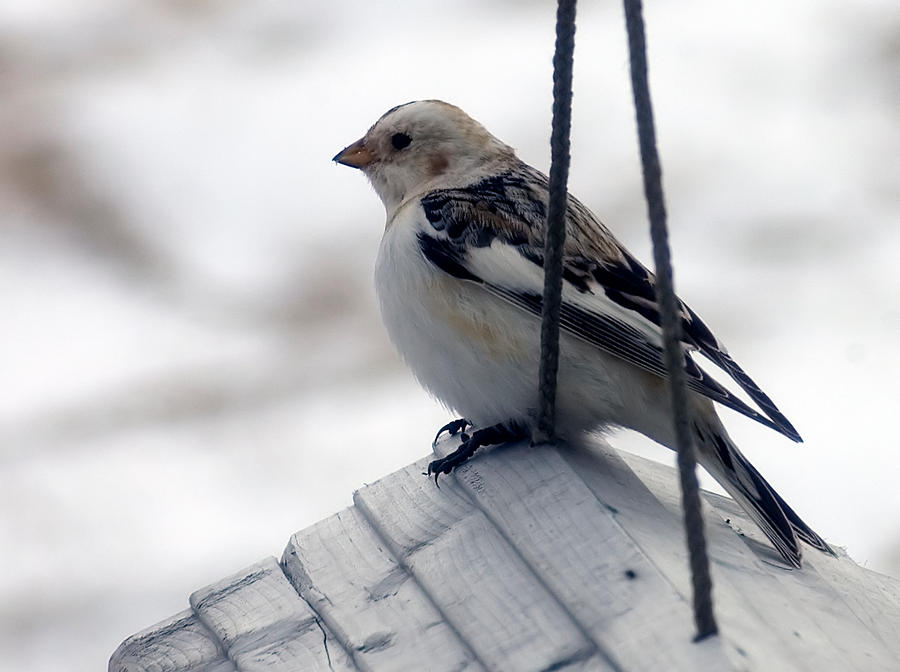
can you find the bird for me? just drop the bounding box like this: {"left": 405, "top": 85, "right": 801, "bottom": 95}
{"left": 333, "top": 99, "right": 833, "bottom": 568}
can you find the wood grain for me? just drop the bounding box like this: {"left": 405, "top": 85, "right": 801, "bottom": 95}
{"left": 354, "top": 458, "right": 606, "bottom": 672}
{"left": 435, "top": 437, "right": 733, "bottom": 671}
{"left": 282, "top": 505, "right": 484, "bottom": 672}
{"left": 566, "top": 442, "right": 814, "bottom": 670}
{"left": 702, "top": 488, "right": 900, "bottom": 671}
{"left": 109, "top": 609, "right": 234, "bottom": 672}
{"left": 617, "top": 447, "right": 900, "bottom": 672}
{"left": 190, "top": 557, "right": 356, "bottom": 672}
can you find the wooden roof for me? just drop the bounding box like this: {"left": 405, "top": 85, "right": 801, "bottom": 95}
{"left": 110, "top": 437, "right": 900, "bottom": 671}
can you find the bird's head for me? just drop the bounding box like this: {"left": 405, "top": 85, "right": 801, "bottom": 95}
{"left": 333, "top": 100, "right": 515, "bottom": 217}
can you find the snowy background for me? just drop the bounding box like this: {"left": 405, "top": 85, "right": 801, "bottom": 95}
{"left": 1, "top": 0, "right": 898, "bottom": 670}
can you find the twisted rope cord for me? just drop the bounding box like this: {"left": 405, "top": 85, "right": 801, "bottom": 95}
{"left": 622, "top": 0, "right": 718, "bottom": 640}
{"left": 535, "top": 0, "right": 577, "bottom": 445}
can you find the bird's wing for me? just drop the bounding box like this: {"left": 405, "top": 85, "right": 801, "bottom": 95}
{"left": 416, "top": 165, "right": 802, "bottom": 442}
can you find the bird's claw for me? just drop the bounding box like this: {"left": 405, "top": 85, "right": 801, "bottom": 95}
{"left": 427, "top": 450, "right": 471, "bottom": 483}
{"left": 427, "top": 457, "right": 469, "bottom": 485}
{"left": 432, "top": 418, "right": 471, "bottom": 447}
{"left": 427, "top": 421, "right": 526, "bottom": 484}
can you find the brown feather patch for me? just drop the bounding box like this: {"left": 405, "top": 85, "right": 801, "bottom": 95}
{"left": 427, "top": 152, "right": 449, "bottom": 177}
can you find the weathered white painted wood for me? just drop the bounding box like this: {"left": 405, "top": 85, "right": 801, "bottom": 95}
{"left": 433, "top": 436, "right": 733, "bottom": 672}
{"left": 281, "top": 505, "right": 484, "bottom": 672}
{"left": 864, "top": 569, "right": 900, "bottom": 655}
{"left": 802, "top": 548, "right": 900, "bottom": 664}
{"left": 110, "top": 438, "right": 900, "bottom": 672}
{"left": 862, "top": 568, "right": 900, "bottom": 643}
{"left": 189, "top": 557, "right": 356, "bottom": 672}
{"left": 353, "top": 458, "right": 606, "bottom": 672}
{"left": 702, "top": 488, "right": 900, "bottom": 670}
{"left": 615, "top": 448, "right": 900, "bottom": 671}
{"left": 109, "top": 609, "right": 234, "bottom": 672}
{"left": 562, "top": 441, "right": 817, "bottom": 671}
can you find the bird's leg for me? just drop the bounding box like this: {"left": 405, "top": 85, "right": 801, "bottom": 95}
{"left": 432, "top": 418, "right": 471, "bottom": 447}
{"left": 427, "top": 421, "right": 527, "bottom": 482}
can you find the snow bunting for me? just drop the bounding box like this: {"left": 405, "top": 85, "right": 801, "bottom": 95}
{"left": 334, "top": 99, "right": 832, "bottom": 567}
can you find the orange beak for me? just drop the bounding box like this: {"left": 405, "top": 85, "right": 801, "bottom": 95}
{"left": 333, "top": 137, "right": 375, "bottom": 169}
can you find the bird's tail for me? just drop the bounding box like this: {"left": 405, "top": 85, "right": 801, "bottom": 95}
{"left": 763, "top": 470, "right": 835, "bottom": 557}
{"left": 693, "top": 420, "right": 834, "bottom": 567}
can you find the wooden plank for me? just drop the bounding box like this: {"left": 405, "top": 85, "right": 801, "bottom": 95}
{"left": 616, "top": 448, "right": 900, "bottom": 672}
{"left": 563, "top": 441, "right": 818, "bottom": 671}
{"left": 108, "top": 609, "right": 234, "bottom": 672}
{"left": 862, "top": 569, "right": 900, "bottom": 651}
{"left": 354, "top": 458, "right": 604, "bottom": 672}
{"left": 282, "top": 506, "right": 484, "bottom": 672}
{"left": 433, "top": 436, "right": 733, "bottom": 672}
{"left": 189, "top": 557, "right": 356, "bottom": 672}
{"left": 702, "top": 489, "right": 900, "bottom": 670}
{"left": 111, "top": 440, "right": 900, "bottom": 672}
{"left": 802, "top": 552, "right": 900, "bottom": 663}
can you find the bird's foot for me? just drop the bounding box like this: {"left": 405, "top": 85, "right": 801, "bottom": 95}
{"left": 432, "top": 418, "right": 471, "bottom": 447}
{"left": 427, "top": 421, "right": 527, "bottom": 483}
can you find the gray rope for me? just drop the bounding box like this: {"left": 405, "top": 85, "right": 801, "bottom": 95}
{"left": 534, "top": 0, "right": 577, "bottom": 445}
{"left": 622, "top": 0, "right": 718, "bottom": 640}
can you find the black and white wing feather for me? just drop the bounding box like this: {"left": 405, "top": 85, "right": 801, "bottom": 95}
{"left": 416, "top": 164, "right": 802, "bottom": 442}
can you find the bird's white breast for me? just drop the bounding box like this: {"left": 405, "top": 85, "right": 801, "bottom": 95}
{"left": 374, "top": 204, "right": 542, "bottom": 427}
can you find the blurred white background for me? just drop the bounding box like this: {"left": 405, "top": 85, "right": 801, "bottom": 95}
{"left": 1, "top": 0, "right": 898, "bottom": 669}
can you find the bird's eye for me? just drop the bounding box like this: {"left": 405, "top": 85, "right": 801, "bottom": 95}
{"left": 391, "top": 132, "right": 412, "bottom": 150}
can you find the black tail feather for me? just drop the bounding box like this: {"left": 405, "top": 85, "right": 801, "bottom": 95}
{"left": 728, "top": 454, "right": 802, "bottom": 568}
{"left": 708, "top": 350, "right": 803, "bottom": 443}
{"left": 767, "top": 482, "right": 836, "bottom": 556}
{"left": 702, "top": 428, "right": 831, "bottom": 567}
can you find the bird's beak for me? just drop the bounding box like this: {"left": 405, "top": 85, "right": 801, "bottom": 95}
{"left": 333, "top": 137, "right": 374, "bottom": 169}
